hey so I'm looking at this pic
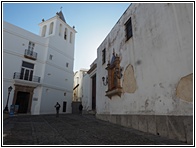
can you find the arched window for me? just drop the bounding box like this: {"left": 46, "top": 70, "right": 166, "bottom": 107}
{"left": 49, "top": 22, "right": 54, "bottom": 35}
{"left": 42, "top": 25, "right": 47, "bottom": 37}
{"left": 64, "top": 28, "right": 67, "bottom": 40}
{"left": 70, "top": 32, "right": 73, "bottom": 43}
{"left": 59, "top": 24, "right": 62, "bottom": 36}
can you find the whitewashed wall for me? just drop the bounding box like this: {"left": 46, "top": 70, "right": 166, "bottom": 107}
{"left": 73, "top": 69, "right": 88, "bottom": 102}
{"left": 82, "top": 74, "right": 91, "bottom": 111}
{"left": 81, "top": 59, "right": 97, "bottom": 112}
{"left": 96, "top": 3, "right": 193, "bottom": 116}
{"left": 3, "top": 22, "right": 47, "bottom": 112}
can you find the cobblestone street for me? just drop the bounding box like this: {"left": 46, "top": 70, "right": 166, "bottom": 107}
{"left": 3, "top": 114, "right": 188, "bottom": 145}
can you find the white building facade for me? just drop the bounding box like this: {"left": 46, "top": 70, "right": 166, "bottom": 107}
{"left": 94, "top": 3, "right": 193, "bottom": 144}
{"left": 81, "top": 59, "right": 97, "bottom": 113}
{"left": 73, "top": 69, "right": 88, "bottom": 102}
{"left": 3, "top": 11, "right": 76, "bottom": 115}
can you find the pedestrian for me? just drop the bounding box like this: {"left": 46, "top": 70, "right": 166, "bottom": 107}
{"left": 79, "top": 104, "right": 83, "bottom": 114}
{"left": 54, "top": 102, "right": 61, "bottom": 117}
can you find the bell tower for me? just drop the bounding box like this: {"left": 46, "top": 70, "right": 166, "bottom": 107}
{"left": 38, "top": 9, "right": 76, "bottom": 44}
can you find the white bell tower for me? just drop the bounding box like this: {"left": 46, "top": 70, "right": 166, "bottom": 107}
{"left": 39, "top": 9, "right": 76, "bottom": 44}
{"left": 38, "top": 9, "right": 77, "bottom": 114}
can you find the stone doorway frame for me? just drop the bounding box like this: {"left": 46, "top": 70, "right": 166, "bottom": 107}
{"left": 12, "top": 84, "right": 35, "bottom": 113}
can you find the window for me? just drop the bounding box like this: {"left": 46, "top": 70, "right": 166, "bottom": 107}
{"left": 66, "top": 63, "right": 69, "bottom": 67}
{"left": 49, "top": 22, "right": 54, "bottom": 35}
{"left": 64, "top": 28, "right": 67, "bottom": 40}
{"left": 102, "top": 48, "right": 106, "bottom": 64}
{"left": 49, "top": 54, "right": 53, "bottom": 60}
{"left": 125, "top": 17, "right": 133, "bottom": 41}
{"left": 20, "top": 61, "right": 34, "bottom": 81}
{"left": 28, "top": 41, "right": 35, "bottom": 51}
{"left": 24, "top": 42, "right": 37, "bottom": 60}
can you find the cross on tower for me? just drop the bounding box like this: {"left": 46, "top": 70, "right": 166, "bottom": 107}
{"left": 60, "top": 7, "right": 62, "bottom": 11}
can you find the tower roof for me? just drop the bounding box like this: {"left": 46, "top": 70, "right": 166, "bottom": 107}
{"left": 56, "top": 11, "right": 66, "bottom": 23}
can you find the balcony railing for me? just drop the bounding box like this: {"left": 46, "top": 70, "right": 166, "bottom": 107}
{"left": 24, "top": 49, "right": 37, "bottom": 60}
{"left": 13, "top": 72, "right": 40, "bottom": 83}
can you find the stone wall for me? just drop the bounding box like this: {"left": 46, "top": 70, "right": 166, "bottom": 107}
{"left": 96, "top": 114, "right": 193, "bottom": 144}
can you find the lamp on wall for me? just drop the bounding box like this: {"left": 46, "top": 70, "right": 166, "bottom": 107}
{"left": 3, "top": 86, "right": 13, "bottom": 112}
{"left": 102, "top": 76, "right": 108, "bottom": 86}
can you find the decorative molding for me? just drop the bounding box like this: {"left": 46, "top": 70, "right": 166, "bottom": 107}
{"left": 105, "top": 88, "right": 123, "bottom": 99}
{"left": 105, "top": 51, "right": 123, "bottom": 99}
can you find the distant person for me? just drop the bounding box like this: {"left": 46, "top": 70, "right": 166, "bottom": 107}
{"left": 79, "top": 104, "right": 83, "bottom": 114}
{"left": 54, "top": 102, "right": 61, "bottom": 117}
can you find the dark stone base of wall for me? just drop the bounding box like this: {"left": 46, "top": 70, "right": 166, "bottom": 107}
{"left": 96, "top": 114, "right": 193, "bottom": 144}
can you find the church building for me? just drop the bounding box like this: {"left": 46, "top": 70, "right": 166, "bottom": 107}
{"left": 3, "top": 10, "right": 76, "bottom": 114}
{"left": 82, "top": 3, "right": 193, "bottom": 144}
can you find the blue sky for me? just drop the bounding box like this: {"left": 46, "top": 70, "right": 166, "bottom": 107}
{"left": 3, "top": 2, "right": 131, "bottom": 72}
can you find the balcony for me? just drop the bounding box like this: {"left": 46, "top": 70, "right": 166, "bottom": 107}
{"left": 13, "top": 72, "right": 40, "bottom": 83}
{"left": 24, "top": 49, "right": 37, "bottom": 60}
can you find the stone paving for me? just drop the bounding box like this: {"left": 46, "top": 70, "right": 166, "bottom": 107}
{"left": 3, "top": 114, "right": 188, "bottom": 145}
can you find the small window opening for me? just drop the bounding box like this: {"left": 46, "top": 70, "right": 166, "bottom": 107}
{"left": 66, "top": 63, "right": 69, "bottom": 67}
{"left": 125, "top": 17, "right": 133, "bottom": 41}
{"left": 64, "top": 28, "right": 67, "bottom": 40}
{"left": 102, "top": 48, "right": 106, "bottom": 64}
{"left": 49, "top": 54, "right": 53, "bottom": 60}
